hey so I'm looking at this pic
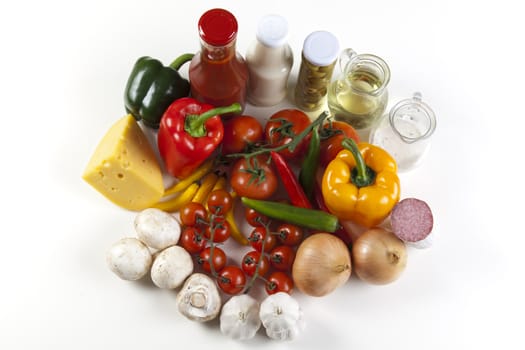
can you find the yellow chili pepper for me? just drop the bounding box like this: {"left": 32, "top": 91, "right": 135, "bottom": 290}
{"left": 226, "top": 191, "right": 249, "bottom": 245}
{"left": 153, "top": 182, "right": 199, "bottom": 212}
{"left": 322, "top": 138, "right": 400, "bottom": 228}
{"left": 191, "top": 172, "right": 219, "bottom": 204}
{"left": 163, "top": 158, "right": 214, "bottom": 197}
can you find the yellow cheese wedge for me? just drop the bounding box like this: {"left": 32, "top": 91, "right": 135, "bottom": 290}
{"left": 82, "top": 115, "right": 164, "bottom": 210}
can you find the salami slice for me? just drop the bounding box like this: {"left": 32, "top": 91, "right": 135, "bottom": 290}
{"left": 390, "top": 198, "right": 433, "bottom": 243}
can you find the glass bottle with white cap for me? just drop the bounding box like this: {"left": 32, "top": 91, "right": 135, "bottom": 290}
{"left": 369, "top": 92, "right": 437, "bottom": 172}
{"left": 246, "top": 14, "right": 294, "bottom": 107}
{"left": 294, "top": 31, "right": 340, "bottom": 111}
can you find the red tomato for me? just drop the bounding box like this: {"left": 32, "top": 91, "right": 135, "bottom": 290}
{"left": 264, "top": 109, "right": 311, "bottom": 160}
{"left": 198, "top": 246, "right": 226, "bottom": 273}
{"left": 204, "top": 217, "right": 231, "bottom": 243}
{"left": 180, "top": 227, "right": 207, "bottom": 254}
{"left": 320, "top": 120, "right": 360, "bottom": 167}
{"left": 222, "top": 115, "right": 263, "bottom": 154}
{"left": 206, "top": 189, "right": 233, "bottom": 216}
{"left": 265, "top": 271, "right": 294, "bottom": 295}
{"left": 248, "top": 226, "right": 277, "bottom": 253}
{"left": 217, "top": 266, "right": 246, "bottom": 295}
{"left": 179, "top": 202, "right": 207, "bottom": 227}
{"left": 269, "top": 245, "right": 295, "bottom": 271}
{"left": 241, "top": 250, "right": 270, "bottom": 277}
{"left": 276, "top": 223, "right": 303, "bottom": 246}
{"left": 245, "top": 207, "right": 270, "bottom": 227}
{"left": 230, "top": 155, "right": 277, "bottom": 200}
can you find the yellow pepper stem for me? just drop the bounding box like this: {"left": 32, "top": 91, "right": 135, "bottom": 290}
{"left": 341, "top": 138, "right": 376, "bottom": 188}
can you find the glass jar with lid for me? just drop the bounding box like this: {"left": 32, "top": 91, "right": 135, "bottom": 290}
{"left": 246, "top": 14, "right": 293, "bottom": 106}
{"left": 369, "top": 92, "right": 437, "bottom": 172}
{"left": 189, "top": 8, "right": 249, "bottom": 116}
{"left": 294, "top": 31, "right": 339, "bottom": 111}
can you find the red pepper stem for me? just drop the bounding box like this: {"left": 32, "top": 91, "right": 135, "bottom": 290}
{"left": 185, "top": 103, "right": 241, "bottom": 137}
{"left": 341, "top": 138, "right": 373, "bottom": 188}
{"left": 169, "top": 53, "right": 194, "bottom": 70}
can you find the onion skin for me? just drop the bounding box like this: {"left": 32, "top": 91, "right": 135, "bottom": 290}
{"left": 292, "top": 233, "right": 351, "bottom": 297}
{"left": 352, "top": 228, "right": 407, "bottom": 285}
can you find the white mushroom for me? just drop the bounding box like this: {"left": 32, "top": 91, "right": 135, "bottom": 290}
{"left": 106, "top": 237, "right": 152, "bottom": 281}
{"left": 259, "top": 292, "right": 305, "bottom": 341}
{"left": 134, "top": 208, "right": 181, "bottom": 250}
{"left": 220, "top": 294, "right": 261, "bottom": 340}
{"left": 150, "top": 246, "right": 193, "bottom": 289}
{"left": 177, "top": 273, "right": 221, "bottom": 322}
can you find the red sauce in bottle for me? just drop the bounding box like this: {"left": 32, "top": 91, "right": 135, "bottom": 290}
{"left": 189, "top": 9, "right": 248, "bottom": 117}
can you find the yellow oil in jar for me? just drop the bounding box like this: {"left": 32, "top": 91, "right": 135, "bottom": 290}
{"left": 328, "top": 69, "right": 388, "bottom": 130}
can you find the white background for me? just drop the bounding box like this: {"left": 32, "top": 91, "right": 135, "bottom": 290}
{"left": 1, "top": 0, "right": 523, "bottom": 349}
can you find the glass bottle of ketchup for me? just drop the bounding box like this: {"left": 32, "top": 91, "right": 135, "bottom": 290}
{"left": 189, "top": 8, "right": 249, "bottom": 117}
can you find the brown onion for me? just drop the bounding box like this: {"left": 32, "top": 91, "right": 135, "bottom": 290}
{"left": 352, "top": 228, "right": 407, "bottom": 285}
{"left": 292, "top": 233, "right": 351, "bottom": 297}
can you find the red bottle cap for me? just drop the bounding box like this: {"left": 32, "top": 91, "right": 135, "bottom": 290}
{"left": 198, "top": 8, "right": 238, "bottom": 46}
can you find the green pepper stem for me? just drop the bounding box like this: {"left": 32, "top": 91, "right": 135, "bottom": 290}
{"left": 169, "top": 53, "right": 194, "bottom": 70}
{"left": 185, "top": 103, "right": 242, "bottom": 137}
{"left": 341, "top": 138, "right": 374, "bottom": 188}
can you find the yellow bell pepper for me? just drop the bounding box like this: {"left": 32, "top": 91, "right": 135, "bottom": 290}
{"left": 322, "top": 138, "right": 400, "bottom": 228}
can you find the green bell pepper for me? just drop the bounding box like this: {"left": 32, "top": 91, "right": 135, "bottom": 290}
{"left": 124, "top": 53, "right": 194, "bottom": 128}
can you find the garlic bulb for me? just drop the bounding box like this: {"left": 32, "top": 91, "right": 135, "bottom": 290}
{"left": 177, "top": 273, "right": 221, "bottom": 322}
{"left": 220, "top": 294, "right": 261, "bottom": 340}
{"left": 259, "top": 292, "right": 305, "bottom": 341}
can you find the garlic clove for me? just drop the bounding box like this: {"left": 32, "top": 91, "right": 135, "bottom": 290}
{"left": 259, "top": 292, "right": 305, "bottom": 341}
{"left": 177, "top": 273, "right": 221, "bottom": 322}
{"left": 220, "top": 294, "right": 261, "bottom": 340}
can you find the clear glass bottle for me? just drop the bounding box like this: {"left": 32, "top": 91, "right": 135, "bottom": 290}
{"left": 294, "top": 31, "right": 339, "bottom": 111}
{"left": 246, "top": 15, "right": 293, "bottom": 107}
{"left": 369, "top": 92, "right": 436, "bottom": 172}
{"left": 189, "top": 8, "right": 249, "bottom": 116}
{"left": 328, "top": 49, "right": 390, "bottom": 130}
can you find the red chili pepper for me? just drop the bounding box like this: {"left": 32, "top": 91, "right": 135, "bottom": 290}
{"left": 157, "top": 97, "right": 241, "bottom": 179}
{"left": 270, "top": 151, "right": 312, "bottom": 209}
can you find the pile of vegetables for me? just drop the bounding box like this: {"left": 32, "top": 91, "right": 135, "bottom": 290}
{"left": 86, "top": 10, "right": 436, "bottom": 342}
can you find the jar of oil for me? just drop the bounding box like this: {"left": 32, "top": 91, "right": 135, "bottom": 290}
{"left": 327, "top": 49, "right": 390, "bottom": 130}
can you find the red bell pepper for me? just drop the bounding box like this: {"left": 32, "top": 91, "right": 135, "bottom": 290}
{"left": 158, "top": 97, "right": 241, "bottom": 179}
{"left": 270, "top": 151, "right": 312, "bottom": 209}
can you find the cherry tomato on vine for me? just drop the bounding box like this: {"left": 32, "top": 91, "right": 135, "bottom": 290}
{"left": 248, "top": 226, "right": 277, "bottom": 253}
{"left": 230, "top": 155, "right": 277, "bottom": 200}
{"left": 179, "top": 202, "right": 207, "bottom": 227}
{"left": 217, "top": 266, "right": 246, "bottom": 295}
{"left": 320, "top": 120, "right": 360, "bottom": 167}
{"left": 204, "top": 217, "right": 231, "bottom": 243}
{"left": 241, "top": 250, "right": 270, "bottom": 277}
{"left": 222, "top": 115, "right": 264, "bottom": 155}
{"left": 198, "top": 246, "right": 226, "bottom": 273}
{"left": 245, "top": 207, "right": 270, "bottom": 227}
{"left": 269, "top": 245, "right": 295, "bottom": 271}
{"left": 276, "top": 223, "right": 303, "bottom": 246}
{"left": 180, "top": 227, "right": 207, "bottom": 254}
{"left": 206, "top": 189, "right": 233, "bottom": 216}
{"left": 265, "top": 271, "right": 294, "bottom": 295}
{"left": 264, "top": 109, "right": 311, "bottom": 160}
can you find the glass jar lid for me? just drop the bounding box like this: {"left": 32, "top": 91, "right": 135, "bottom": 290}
{"left": 302, "top": 31, "right": 340, "bottom": 67}
{"left": 198, "top": 8, "right": 238, "bottom": 46}
{"left": 389, "top": 92, "right": 436, "bottom": 144}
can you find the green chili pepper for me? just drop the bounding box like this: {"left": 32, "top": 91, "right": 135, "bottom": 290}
{"left": 299, "top": 124, "right": 320, "bottom": 200}
{"left": 241, "top": 197, "right": 339, "bottom": 233}
{"left": 124, "top": 53, "right": 194, "bottom": 128}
